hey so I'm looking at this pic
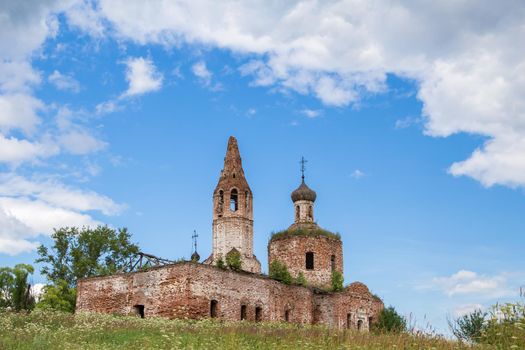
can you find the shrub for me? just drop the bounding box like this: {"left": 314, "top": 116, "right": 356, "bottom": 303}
{"left": 373, "top": 306, "right": 407, "bottom": 333}
{"left": 216, "top": 257, "right": 226, "bottom": 269}
{"left": 448, "top": 309, "right": 486, "bottom": 343}
{"left": 269, "top": 260, "right": 292, "bottom": 285}
{"left": 295, "top": 272, "right": 307, "bottom": 286}
{"left": 270, "top": 228, "right": 341, "bottom": 241}
{"left": 331, "top": 271, "right": 343, "bottom": 292}
{"left": 225, "top": 249, "right": 242, "bottom": 271}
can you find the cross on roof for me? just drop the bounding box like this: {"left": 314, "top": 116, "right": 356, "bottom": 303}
{"left": 300, "top": 156, "right": 308, "bottom": 181}
{"left": 192, "top": 230, "right": 198, "bottom": 254}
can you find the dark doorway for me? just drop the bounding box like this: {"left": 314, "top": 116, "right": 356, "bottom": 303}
{"left": 210, "top": 300, "right": 218, "bottom": 318}
{"left": 284, "top": 309, "right": 290, "bottom": 322}
{"left": 240, "top": 304, "right": 247, "bottom": 320}
{"left": 346, "top": 313, "right": 351, "bottom": 329}
{"left": 133, "top": 305, "right": 145, "bottom": 319}
{"left": 255, "top": 306, "right": 262, "bottom": 322}
{"left": 357, "top": 319, "right": 363, "bottom": 331}
{"left": 305, "top": 252, "right": 314, "bottom": 270}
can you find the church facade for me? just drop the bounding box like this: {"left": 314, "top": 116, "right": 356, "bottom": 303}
{"left": 76, "top": 136, "right": 383, "bottom": 330}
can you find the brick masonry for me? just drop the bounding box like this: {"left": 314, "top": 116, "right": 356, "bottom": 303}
{"left": 75, "top": 136, "right": 383, "bottom": 329}
{"left": 268, "top": 234, "right": 343, "bottom": 289}
{"left": 77, "top": 262, "right": 382, "bottom": 329}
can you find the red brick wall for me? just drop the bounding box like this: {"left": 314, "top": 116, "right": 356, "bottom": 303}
{"left": 268, "top": 235, "right": 343, "bottom": 288}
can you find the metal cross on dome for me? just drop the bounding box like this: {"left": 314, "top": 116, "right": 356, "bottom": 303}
{"left": 192, "top": 230, "right": 198, "bottom": 254}
{"left": 300, "top": 156, "right": 308, "bottom": 181}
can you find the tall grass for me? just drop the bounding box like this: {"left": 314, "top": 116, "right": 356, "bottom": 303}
{"left": 0, "top": 310, "right": 494, "bottom": 349}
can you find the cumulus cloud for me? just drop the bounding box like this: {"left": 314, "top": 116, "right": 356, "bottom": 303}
{"left": 0, "top": 173, "right": 124, "bottom": 255}
{"left": 48, "top": 70, "right": 81, "bottom": 92}
{"left": 122, "top": 57, "right": 163, "bottom": 97}
{"left": 192, "top": 60, "right": 222, "bottom": 91}
{"left": 84, "top": 0, "right": 525, "bottom": 189}
{"left": 300, "top": 109, "right": 321, "bottom": 118}
{"left": 425, "top": 270, "right": 519, "bottom": 299}
{"left": 454, "top": 304, "right": 484, "bottom": 318}
{"left": 350, "top": 169, "right": 365, "bottom": 179}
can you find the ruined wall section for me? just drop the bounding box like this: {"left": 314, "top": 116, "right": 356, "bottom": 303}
{"left": 268, "top": 235, "right": 343, "bottom": 288}
{"left": 314, "top": 282, "right": 384, "bottom": 330}
{"left": 77, "top": 263, "right": 312, "bottom": 323}
{"left": 186, "top": 264, "right": 313, "bottom": 323}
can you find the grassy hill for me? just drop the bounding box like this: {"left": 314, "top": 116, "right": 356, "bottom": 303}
{"left": 0, "top": 311, "right": 490, "bottom": 349}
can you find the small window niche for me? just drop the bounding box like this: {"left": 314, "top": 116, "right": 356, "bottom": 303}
{"left": 305, "top": 251, "right": 314, "bottom": 270}
{"left": 331, "top": 255, "right": 336, "bottom": 272}
{"left": 133, "top": 305, "right": 145, "bottom": 319}
{"left": 346, "top": 313, "right": 352, "bottom": 329}
{"left": 284, "top": 309, "right": 290, "bottom": 322}
{"left": 240, "top": 304, "right": 247, "bottom": 320}
{"left": 210, "top": 300, "right": 218, "bottom": 318}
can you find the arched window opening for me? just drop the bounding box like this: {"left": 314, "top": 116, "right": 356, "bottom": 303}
{"left": 233, "top": 173, "right": 236, "bottom": 178}
{"left": 210, "top": 300, "right": 218, "bottom": 318}
{"left": 308, "top": 205, "right": 313, "bottom": 219}
{"left": 230, "top": 189, "right": 238, "bottom": 211}
{"left": 346, "top": 313, "right": 352, "bottom": 329}
{"left": 284, "top": 309, "right": 290, "bottom": 322}
{"left": 240, "top": 304, "right": 247, "bottom": 320}
{"left": 133, "top": 305, "right": 145, "bottom": 319}
{"left": 295, "top": 205, "right": 300, "bottom": 221}
{"left": 255, "top": 306, "right": 262, "bottom": 322}
{"left": 305, "top": 252, "right": 314, "bottom": 270}
{"left": 357, "top": 319, "right": 363, "bottom": 331}
{"left": 331, "top": 255, "right": 336, "bottom": 272}
{"left": 245, "top": 191, "right": 249, "bottom": 211}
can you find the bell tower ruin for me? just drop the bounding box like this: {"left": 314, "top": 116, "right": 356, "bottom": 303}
{"left": 204, "top": 136, "right": 261, "bottom": 273}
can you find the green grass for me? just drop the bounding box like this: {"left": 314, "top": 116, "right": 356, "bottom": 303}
{"left": 0, "top": 310, "right": 494, "bottom": 349}
{"left": 270, "top": 228, "right": 341, "bottom": 242}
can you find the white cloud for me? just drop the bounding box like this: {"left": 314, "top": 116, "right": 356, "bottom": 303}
{"left": 0, "top": 94, "right": 43, "bottom": 135}
{"left": 0, "top": 173, "right": 125, "bottom": 255}
{"left": 395, "top": 116, "right": 422, "bottom": 130}
{"left": 191, "top": 60, "right": 223, "bottom": 91}
{"left": 427, "top": 270, "right": 517, "bottom": 298}
{"left": 350, "top": 169, "right": 365, "bottom": 179}
{"left": 454, "top": 304, "right": 484, "bottom": 318}
{"left": 58, "top": 130, "right": 107, "bottom": 155}
{"left": 122, "top": 57, "right": 163, "bottom": 97}
{"left": 88, "top": 0, "right": 525, "bottom": 189}
{"left": 0, "top": 134, "right": 58, "bottom": 165}
{"left": 48, "top": 70, "right": 81, "bottom": 92}
{"left": 300, "top": 109, "right": 321, "bottom": 118}
{"left": 192, "top": 61, "right": 212, "bottom": 86}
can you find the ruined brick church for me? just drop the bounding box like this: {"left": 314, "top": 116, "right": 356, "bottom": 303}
{"left": 76, "top": 136, "right": 383, "bottom": 330}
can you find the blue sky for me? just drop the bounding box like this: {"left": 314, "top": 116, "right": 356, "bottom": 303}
{"left": 1, "top": 0, "right": 525, "bottom": 334}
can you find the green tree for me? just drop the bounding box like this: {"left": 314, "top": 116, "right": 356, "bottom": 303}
{"left": 36, "top": 226, "right": 139, "bottom": 311}
{"left": 269, "top": 260, "right": 292, "bottom": 285}
{"left": 295, "top": 272, "right": 307, "bottom": 286}
{"left": 331, "top": 271, "right": 344, "bottom": 292}
{"left": 448, "top": 309, "right": 486, "bottom": 343}
{"left": 225, "top": 249, "right": 242, "bottom": 271}
{"left": 0, "top": 264, "right": 35, "bottom": 311}
{"left": 36, "top": 280, "right": 77, "bottom": 313}
{"left": 373, "top": 306, "right": 407, "bottom": 333}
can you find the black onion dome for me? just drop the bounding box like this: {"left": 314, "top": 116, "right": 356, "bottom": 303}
{"left": 291, "top": 179, "right": 317, "bottom": 202}
{"left": 191, "top": 252, "right": 200, "bottom": 262}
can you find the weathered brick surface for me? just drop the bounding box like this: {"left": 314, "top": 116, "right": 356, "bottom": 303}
{"left": 77, "top": 262, "right": 382, "bottom": 329}
{"left": 204, "top": 136, "right": 261, "bottom": 273}
{"left": 268, "top": 235, "right": 343, "bottom": 288}
{"left": 76, "top": 136, "right": 383, "bottom": 329}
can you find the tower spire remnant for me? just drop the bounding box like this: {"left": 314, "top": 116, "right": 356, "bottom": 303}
{"left": 300, "top": 156, "right": 308, "bottom": 182}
